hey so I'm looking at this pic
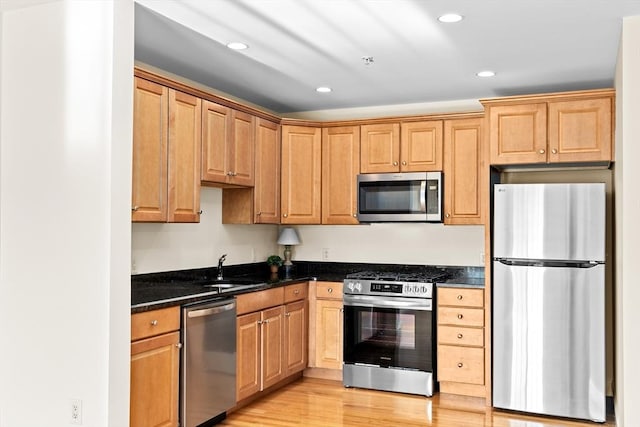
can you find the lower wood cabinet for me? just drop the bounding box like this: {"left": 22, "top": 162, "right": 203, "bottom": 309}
{"left": 437, "top": 287, "right": 485, "bottom": 398}
{"left": 236, "top": 283, "right": 308, "bottom": 402}
{"left": 130, "top": 307, "right": 181, "bottom": 427}
{"left": 309, "top": 281, "right": 343, "bottom": 372}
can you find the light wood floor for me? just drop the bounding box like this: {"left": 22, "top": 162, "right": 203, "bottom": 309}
{"left": 221, "top": 378, "right": 614, "bottom": 427}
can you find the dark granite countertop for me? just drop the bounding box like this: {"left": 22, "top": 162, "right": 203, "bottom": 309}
{"left": 132, "top": 261, "right": 484, "bottom": 312}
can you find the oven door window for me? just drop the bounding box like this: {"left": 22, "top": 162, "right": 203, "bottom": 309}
{"left": 343, "top": 304, "right": 433, "bottom": 372}
{"left": 359, "top": 180, "right": 426, "bottom": 214}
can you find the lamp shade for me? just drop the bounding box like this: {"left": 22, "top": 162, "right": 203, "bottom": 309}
{"left": 277, "top": 227, "right": 301, "bottom": 245}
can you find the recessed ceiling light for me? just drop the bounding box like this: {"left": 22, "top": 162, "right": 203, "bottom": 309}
{"left": 316, "top": 87, "right": 332, "bottom": 93}
{"left": 438, "top": 13, "right": 463, "bottom": 23}
{"left": 476, "top": 70, "right": 496, "bottom": 78}
{"left": 226, "top": 42, "right": 248, "bottom": 50}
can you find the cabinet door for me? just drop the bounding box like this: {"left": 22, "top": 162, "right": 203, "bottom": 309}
{"left": 254, "top": 119, "right": 280, "bottom": 223}
{"left": 444, "top": 118, "right": 483, "bottom": 225}
{"left": 201, "top": 100, "right": 232, "bottom": 183}
{"left": 168, "top": 89, "right": 201, "bottom": 222}
{"left": 315, "top": 299, "right": 343, "bottom": 370}
{"left": 548, "top": 97, "right": 612, "bottom": 163}
{"left": 360, "top": 123, "right": 400, "bottom": 173}
{"left": 488, "top": 103, "right": 547, "bottom": 165}
{"left": 322, "top": 126, "right": 360, "bottom": 224}
{"left": 261, "top": 306, "right": 285, "bottom": 389}
{"left": 284, "top": 300, "right": 307, "bottom": 376}
{"left": 229, "top": 110, "right": 255, "bottom": 186}
{"left": 400, "top": 121, "right": 443, "bottom": 171}
{"left": 132, "top": 77, "right": 168, "bottom": 222}
{"left": 236, "top": 312, "right": 261, "bottom": 401}
{"left": 281, "top": 125, "right": 321, "bottom": 224}
{"left": 130, "top": 331, "right": 180, "bottom": 427}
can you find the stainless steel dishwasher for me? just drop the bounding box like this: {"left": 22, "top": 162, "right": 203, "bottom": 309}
{"left": 182, "top": 298, "right": 236, "bottom": 427}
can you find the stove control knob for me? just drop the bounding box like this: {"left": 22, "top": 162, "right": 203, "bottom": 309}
{"left": 355, "top": 282, "right": 362, "bottom": 292}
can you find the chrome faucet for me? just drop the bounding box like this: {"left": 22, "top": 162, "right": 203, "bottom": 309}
{"left": 217, "top": 254, "right": 227, "bottom": 280}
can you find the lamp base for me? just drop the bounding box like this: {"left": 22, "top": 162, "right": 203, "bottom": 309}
{"left": 282, "top": 264, "right": 295, "bottom": 279}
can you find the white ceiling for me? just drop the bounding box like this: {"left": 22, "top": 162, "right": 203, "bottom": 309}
{"left": 134, "top": 0, "right": 640, "bottom": 115}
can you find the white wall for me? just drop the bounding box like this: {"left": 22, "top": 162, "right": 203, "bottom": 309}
{"left": 131, "top": 187, "right": 279, "bottom": 274}
{"left": 0, "top": 1, "right": 132, "bottom": 426}
{"left": 293, "top": 224, "right": 484, "bottom": 266}
{"left": 614, "top": 15, "right": 640, "bottom": 427}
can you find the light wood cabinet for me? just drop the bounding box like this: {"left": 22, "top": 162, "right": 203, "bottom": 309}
{"left": 360, "top": 121, "right": 443, "bottom": 173}
{"left": 254, "top": 119, "right": 281, "bottom": 223}
{"left": 130, "top": 307, "right": 181, "bottom": 427}
{"left": 235, "top": 284, "right": 307, "bottom": 402}
{"left": 322, "top": 126, "right": 360, "bottom": 224}
{"left": 281, "top": 125, "right": 322, "bottom": 224}
{"left": 443, "top": 118, "right": 484, "bottom": 225}
{"left": 360, "top": 123, "right": 400, "bottom": 173}
{"left": 437, "top": 287, "right": 485, "bottom": 398}
{"left": 484, "top": 90, "right": 614, "bottom": 166}
{"left": 312, "top": 282, "right": 343, "bottom": 371}
{"left": 132, "top": 77, "right": 201, "bottom": 222}
{"left": 201, "top": 101, "right": 255, "bottom": 186}
{"left": 400, "top": 121, "right": 443, "bottom": 171}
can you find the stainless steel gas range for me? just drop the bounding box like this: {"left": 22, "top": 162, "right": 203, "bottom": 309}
{"left": 342, "top": 270, "right": 446, "bottom": 397}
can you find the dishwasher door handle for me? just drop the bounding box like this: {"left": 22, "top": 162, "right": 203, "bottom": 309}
{"left": 187, "top": 301, "right": 236, "bottom": 318}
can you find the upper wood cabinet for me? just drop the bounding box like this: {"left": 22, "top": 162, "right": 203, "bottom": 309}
{"left": 360, "top": 123, "right": 400, "bottom": 173}
{"left": 444, "top": 118, "right": 484, "bottom": 225}
{"left": 254, "top": 119, "right": 281, "bottom": 223}
{"left": 360, "top": 121, "right": 443, "bottom": 173}
{"left": 322, "top": 126, "right": 360, "bottom": 224}
{"left": 483, "top": 90, "right": 614, "bottom": 166}
{"left": 281, "top": 125, "right": 322, "bottom": 224}
{"left": 400, "top": 121, "right": 443, "bottom": 171}
{"left": 132, "top": 77, "right": 201, "bottom": 223}
{"left": 201, "top": 100, "right": 255, "bottom": 186}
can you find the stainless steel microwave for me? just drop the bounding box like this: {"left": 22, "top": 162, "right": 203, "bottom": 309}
{"left": 357, "top": 172, "right": 442, "bottom": 222}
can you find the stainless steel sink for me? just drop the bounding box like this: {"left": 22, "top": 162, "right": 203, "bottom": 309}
{"left": 200, "top": 279, "right": 263, "bottom": 293}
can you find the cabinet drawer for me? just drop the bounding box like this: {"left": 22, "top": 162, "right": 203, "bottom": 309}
{"left": 236, "top": 287, "right": 284, "bottom": 315}
{"left": 131, "top": 306, "right": 180, "bottom": 341}
{"left": 284, "top": 282, "right": 308, "bottom": 303}
{"left": 316, "top": 281, "right": 343, "bottom": 299}
{"left": 438, "top": 325, "right": 484, "bottom": 347}
{"left": 437, "top": 345, "right": 484, "bottom": 385}
{"left": 438, "top": 287, "right": 484, "bottom": 308}
{"left": 438, "top": 307, "right": 484, "bottom": 327}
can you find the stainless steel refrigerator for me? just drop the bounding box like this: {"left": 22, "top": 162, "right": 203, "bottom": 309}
{"left": 492, "top": 183, "right": 606, "bottom": 422}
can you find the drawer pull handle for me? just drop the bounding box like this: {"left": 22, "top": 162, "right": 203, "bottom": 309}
{"left": 457, "top": 295, "right": 463, "bottom": 300}
{"left": 457, "top": 363, "right": 463, "bottom": 368}
{"left": 294, "top": 289, "right": 300, "bottom": 294}
{"left": 328, "top": 288, "right": 333, "bottom": 293}
{"left": 150, "top": 320, "right": 158, "bottom": 326}
{"left": 457, "top": 314, "right": 463, "bottom": 319}
{"left": 457, "top": 334, "right": 463, "bottom": 339}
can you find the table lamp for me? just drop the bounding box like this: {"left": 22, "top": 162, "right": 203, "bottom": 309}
{"left": 277, "top": 227, "right": 301, "bottom": 277}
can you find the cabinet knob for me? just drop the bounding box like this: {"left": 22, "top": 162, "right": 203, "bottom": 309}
{"left": 150, "top": 320, "right": 158, "bottom": 326}
{"left": 283, "top": 213, "right": 288, "bottom": 218}
{"left": 257, "top": 211, "right": 262, "bottom": 216}
{"left": 457, "top": 333, "right": 463, "bottom": 339}
{"left": 328, "top": 288, "right": 333, "bottom": 293}
{"left": 176, "top": 343, "right": 183, "bottom": 349}
{"left": 131, "top": 206, "right": 139, "bottom": 212}
{"left": 227, "top": 171, "right": 233, "bottom": 176}
{"left": 457, "top": 294, "right": 463, "bottom": 300}
{"left": 232, "top": 172, "right": 238, "bottom": 176}
{"left": 402, "top": 161, "right": 407, "bottom": 166}
{"left": 294, "top": 289, "right": 300, "bottom": 294}
{"left": 198, "top": 210, "right": 203, "bottom": 215}
{"left": 539, "top": 149, "right": 545, "bottom": 154}
{"left": 446, "top": 213, "right": 451, "bottom": 218}
{"left": 285, "top": 312, "right": 291, "bottom": 317}
{"left": 551, "top": 148, "right": 558, "bottom": 154}
{"left": 393, "top": 161, "right": 398, "bottom": 166}
{"left": 457, "top": 363, "right": 463, "bottom": 368}
{"left": 353, "top": 214, "right": 357, "bottom": 218}
{"left": 457, "top": 314, "right": 463, "bottom": 319}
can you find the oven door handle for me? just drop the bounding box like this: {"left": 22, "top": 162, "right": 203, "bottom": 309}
{"left": 343, "top": 294, "right": 432, "bottom": 311}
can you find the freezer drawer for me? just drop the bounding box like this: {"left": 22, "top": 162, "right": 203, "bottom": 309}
{"left": 492, "top": 261, "right": 605, "bottom": 422}
{"left": 493, "top": 183, "right": 605, "bottom": 262}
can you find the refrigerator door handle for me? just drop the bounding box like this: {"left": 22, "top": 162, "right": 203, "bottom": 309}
{"left": 494, "top": 258, "right": 602, "bottom": 268}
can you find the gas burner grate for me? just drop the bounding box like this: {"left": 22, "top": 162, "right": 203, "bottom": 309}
{"left": 345, "top": 270, "right": 448, "bottom": 283}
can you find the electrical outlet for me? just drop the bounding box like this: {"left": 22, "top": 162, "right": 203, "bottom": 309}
{"left": 322, "top": 248, "right": 330, "bottom": 261}
{"left": 70, "top": 399, "right": 82, "bottom": 425}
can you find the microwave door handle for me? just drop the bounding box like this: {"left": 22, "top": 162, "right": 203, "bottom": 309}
{"left": 420, "top": 180, "right": 427, "bottom": 213}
